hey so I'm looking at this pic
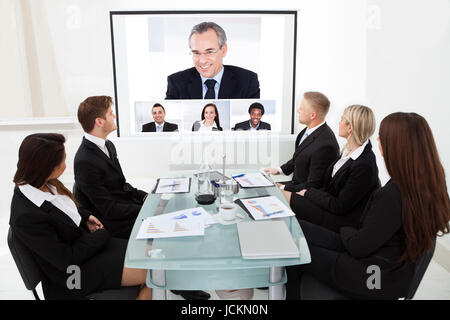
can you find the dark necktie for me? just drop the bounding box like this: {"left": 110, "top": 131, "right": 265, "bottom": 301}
{"left": 204, "top": 79, "right": 216, "bottom": 99}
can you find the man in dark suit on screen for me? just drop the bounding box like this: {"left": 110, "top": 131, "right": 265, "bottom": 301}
{"left": 165, "top": 22, "right": 260, "bottom": 100}
{"left": 142, "top": 103, "right": 178, "bottom": 132}
{"left": 233, "top": 102, "right": 271, "bottom": 131}
{"left": 264, "top": 92, "right": 339, "bottom": 192}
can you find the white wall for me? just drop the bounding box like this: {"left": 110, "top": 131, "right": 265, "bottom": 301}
{"left": 1, "top": 0, "right": 449, "bottom": 230}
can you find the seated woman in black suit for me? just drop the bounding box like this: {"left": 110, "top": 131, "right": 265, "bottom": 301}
{"left": 286, "top": 112, "right": 450, "bottom": 299}
{"left": 9, "top": 133, "right": 151, "bottom": 300}
{"left": 192, "top": 103, "right": 223, "bottom": 131}
{"left": 283, "top": 104, "right": 380, "bottom": 231}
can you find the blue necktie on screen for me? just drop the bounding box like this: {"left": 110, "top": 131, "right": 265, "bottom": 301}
{"left": 204, "top": 79, "right": 216, "bottom": 99}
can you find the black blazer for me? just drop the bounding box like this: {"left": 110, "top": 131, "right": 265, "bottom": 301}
{"left": 74, "top": 137, "right": 147, "bottom": 238}
{"left": 291, "top": 141, "right": 380, "bottom": 230}
{"left": 334, "top": 181, "right": 415, "bottom": 299}
{"left": 280, "top": 124, "right": 339, "bottom": 192}
{"left": 9, "top": 188, "right": 113, "bottom": 299}
{"left": 142, "top": 121, "right": 178, "bottom": 132}
{"left": 165, "top": 65, "right": 260, "bottom": 99}
{"left": 233, "top": 120, "right": 271, "bottom": 131}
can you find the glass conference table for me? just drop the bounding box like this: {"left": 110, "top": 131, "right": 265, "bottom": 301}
{"left": 125, "top": 170, "right": 311, "bottom": 300}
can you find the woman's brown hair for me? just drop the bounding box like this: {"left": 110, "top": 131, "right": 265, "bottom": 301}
{"left": 14, "top": 133, "right": 78, "bottom": 204}
{"left": 201, "top": 103, "right": 222, "bottom": 129}
{"left": 379, "top": 112, "right": 450, "bottom": 262}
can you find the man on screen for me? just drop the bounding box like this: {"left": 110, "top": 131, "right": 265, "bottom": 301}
{"left": 233, "top": 102, "right": 271, "bottom": 131}
{"left": 165, "top": 22, "right": 260, "bottom": 100}
{"left": 142, "top": 103, "right": 178, "bottom": 132}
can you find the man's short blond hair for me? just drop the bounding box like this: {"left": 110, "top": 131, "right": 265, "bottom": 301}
{"left": 303, "top": 91, "right": 330, "bottom": 119}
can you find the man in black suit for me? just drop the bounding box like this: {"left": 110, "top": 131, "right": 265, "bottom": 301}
{"left": 74, "top": 96, "right": 147, "bottom": 240}
{"left": 74, "top": 96, "right": 210, "bottom": 301}
{"left": 264, "top": 91, "right": 339, "bottom": 192}
{"left": 142, "top": 103, "right": 178, "bottom": 132}
{"left": 165, "top": 22, "right": 260, "bottom": 100}
{"left": 234, "top": 102, "right": 271, "bottom": 131}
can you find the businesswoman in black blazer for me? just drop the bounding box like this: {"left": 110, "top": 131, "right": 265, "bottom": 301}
{"left": 9, "top": 133, "right": 151, "bottom": 300}
{"left": 284, "top": 105, "right": 380, "bottom": 231}
{"left": 192, "top": 103, "right": 223, "bottom": 131}
{"left": 286, "top": 112, "right": 450, "bottom": 299}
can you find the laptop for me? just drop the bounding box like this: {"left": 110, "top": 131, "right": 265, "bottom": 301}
{"left": 237, "top": 220, "right": 300, "bottom": 259}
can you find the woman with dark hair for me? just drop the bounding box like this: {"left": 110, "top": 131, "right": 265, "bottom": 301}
{"left": 192, "top": 103, "right": 223, "bottom": 131}
{"left": 286, "top": 112, "right": 450, "bottom": 299}
{"left": 9, "top": 133, "right": 151, "bottom": 300}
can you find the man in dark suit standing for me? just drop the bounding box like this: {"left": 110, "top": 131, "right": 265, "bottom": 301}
{"left": 165, "top": 22, "right": 260, "bottom": 100}
{"left": 74, "top": 96, "right": 148, "bottom": 239}
{"left": 264, "top": 91, "right": 339, "bottom": 192}
{"left": 233, "top": 102, "right": 271, "bottom": 131}
{"left": 142, "top": 103, "right": 178, "bottom": 132}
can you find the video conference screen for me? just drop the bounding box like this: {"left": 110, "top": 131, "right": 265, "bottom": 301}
{"left": 110, "top": 11, "right": 297, "bottom": 136}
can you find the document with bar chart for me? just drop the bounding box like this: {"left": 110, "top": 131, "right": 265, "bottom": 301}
{"left": 136, "top": 214, "right": 203, "bottom": 240}
{"left": 233, "top": 172, "right": 274, "bottom": 188}
{"left": 240, "top": 196, "right": 295, "bottom": 220}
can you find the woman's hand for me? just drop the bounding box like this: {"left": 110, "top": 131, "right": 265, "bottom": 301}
{"left": 86, "top": 215, "right": 104, "bottom": 232}
{"left": 281, "top": 189, "right": 292, "bottom": 203}
{"left": 296, "top": 189, "right": 307, "bottom": 196}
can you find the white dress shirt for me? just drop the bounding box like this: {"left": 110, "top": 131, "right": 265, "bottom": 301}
{"left": 19, "top": 184, "right": 82, "bottom": 227}
{"left": 84, "top": 133, "right": 110, "bottom": 158}
{"left": 199, "top": 121, "right": 215, "bottom": 131}
{"left": 331, "top": 140, "right": 368, "bottom": 178}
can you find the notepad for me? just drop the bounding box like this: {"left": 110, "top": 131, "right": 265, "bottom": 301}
{"left": 237, "top": 220, "right": 300, "bottom": 259}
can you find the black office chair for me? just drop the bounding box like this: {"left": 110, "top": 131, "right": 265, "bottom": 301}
{"left": 299, "top": 241, "right": 437, "bottom": 300}
{"left": 7, "top": 227, "right": 140, "bottom": 300}
{"left": 404, "top": 240, "right": 436, "bottom": 300}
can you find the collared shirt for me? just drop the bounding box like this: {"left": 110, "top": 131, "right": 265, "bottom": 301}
{"left": 331, "top": 140, "right": 368, "bottom": 178}
{"left": 19, "top": 184, "right": 82, "bottom": 227}
{"left": 278, "top": 121, "right": 327, "bottom": 176}
{"left": 198, "top": 120, "right": 216, "bottom": 131}
{"left": 84, "top": 133, "right": 110, "bottom": 158}
{"left": 249, "top": 120, "right": 260, "bottom": 131}
{"left": 155, "top": 122, "right": 165, "bottom": 132}
{"left": 200, "top": 67, "right": 225, "bottom": 100}
{"left": 298, "top": 121, "right": 326, "bottom": 146}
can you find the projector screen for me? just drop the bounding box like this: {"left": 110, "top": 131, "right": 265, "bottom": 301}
{"left": 110, "top": 11, "right": 297, "bottom": 136}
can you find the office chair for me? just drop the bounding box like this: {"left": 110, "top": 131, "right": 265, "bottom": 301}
{"left": 299, "top": 240, "right": 436, "bottom": 300}
{"left": 7, "top": 227, "right": 140, "bottom": 300}
{"left": 404, "top": 240, "right": 436, "bottom": 300}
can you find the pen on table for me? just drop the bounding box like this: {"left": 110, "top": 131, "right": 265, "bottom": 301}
{"left": 232, "top": 174, "right": 245, "bottom": 178}
{"left": 159, "top": 183, "right": 182, "bottom": 188}
{"left": 266, "top": 210, "right": 284, "bottom": 216}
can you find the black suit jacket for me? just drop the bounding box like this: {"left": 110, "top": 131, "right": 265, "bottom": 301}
{"left": 9, "top": 188, "right": 113, "bottom": 299}
{"left": 233, "top": 120, "right": 271, "bottom": 131}
{"left": 335, "top": 181, "right": 415, "bottom": 299}
{"left": 165, "top": 65, "right": 260, "bottom": 99}
{"left": 280, "top": 124, "right": 339, "bottom": 192}
{"left": 142, "top": 121, "right": 178, "bottom": 132}
{"left": 291, "top": 141, "right": 380, "bottom": 230}
{"left": 74, "top": 137, "right": 147, "bottom": 238}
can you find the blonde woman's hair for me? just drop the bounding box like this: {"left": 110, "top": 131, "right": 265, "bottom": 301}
{"left": 342, "top": 104, "right": 375, "bottom": 150}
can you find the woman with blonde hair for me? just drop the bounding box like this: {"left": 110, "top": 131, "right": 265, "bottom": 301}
{"left": 283, "top": 104, "right": 380, "bottom": 231}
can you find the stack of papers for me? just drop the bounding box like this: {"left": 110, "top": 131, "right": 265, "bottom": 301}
{"left": 239, "top": 196, "right": 295, "bottom": 220}
{"left": 154, "top": 178, "right": 191, "bottom": 194}
{"left": 136, "top": 207, "right": 216, "bottom": 239}
{"left": 232, "top": 172, "right": 274, "bottom": 188}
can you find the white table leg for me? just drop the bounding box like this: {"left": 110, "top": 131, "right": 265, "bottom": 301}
{"left": 150, "top": 269, "right": 167, "bottom": 300}
{"left": 269, "top": 267, "right": 286, "bottom": 300}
